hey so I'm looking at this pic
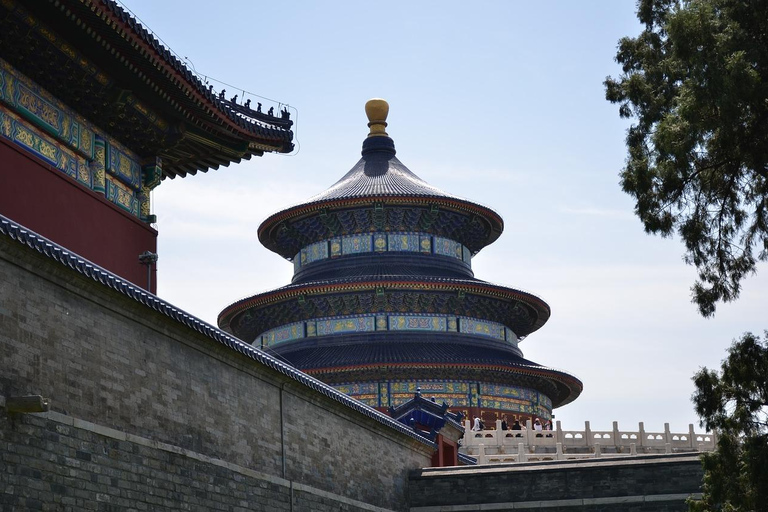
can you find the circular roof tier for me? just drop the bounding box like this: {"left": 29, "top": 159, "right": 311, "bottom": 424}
{"left": 272, "top": 339, "right": 582, "bottom": 408}
{"left": 258, "top": 101, "right": 504, "bottom": 259}
{"left": 218, "top": 275, "right": 550, "bottom": 343}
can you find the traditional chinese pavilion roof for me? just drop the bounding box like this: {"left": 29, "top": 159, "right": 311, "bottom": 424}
{"left": 218, "top": 274, "right": 551, "bottom": 342}
{"left": 306, "top": 138, "right": 457, "bottom": 201}
{"left": 0, "top": 0, "right": 293, "bottom": 178}
{"left": 219, "top": 99, "right": 583, "bottom": 411}
{"left": 389, "top": 389, "right": 465, "bottom": 442}
{"left": 272, "top": 338, "right": 581, "bottom": 407}
{"left": 258, "top": 101, "right": 502, "bottom": 259}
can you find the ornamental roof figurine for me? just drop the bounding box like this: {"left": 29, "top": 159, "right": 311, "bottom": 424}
{"left": 219, "top": 99, "right": 582, "bottom": 422}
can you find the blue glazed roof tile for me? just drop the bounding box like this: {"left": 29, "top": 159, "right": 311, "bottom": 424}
{"left": 257, "top": 136, "right": 504, "bottom": 258}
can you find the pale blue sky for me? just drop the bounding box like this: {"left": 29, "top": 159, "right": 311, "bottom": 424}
{"left": 122, "top": 0, "right": 766, "bottom": 434}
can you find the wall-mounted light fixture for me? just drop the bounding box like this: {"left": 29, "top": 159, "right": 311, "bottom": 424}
{"left": 4, "top": 395, "right": 50, "bottom": 413}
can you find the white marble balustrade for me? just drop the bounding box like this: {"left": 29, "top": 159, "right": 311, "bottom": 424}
{"left": 461, "top": 420, "right": 716, "bottom": 465}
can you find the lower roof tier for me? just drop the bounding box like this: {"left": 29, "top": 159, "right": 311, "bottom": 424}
{"left": 335, "top": 380, "right": 556, "bottom": 420}
{"left": 268, "top": 337, "right": 582, "bottom": 408}
{"left": 219, "top": 276, "right": 551, "bottom": 342}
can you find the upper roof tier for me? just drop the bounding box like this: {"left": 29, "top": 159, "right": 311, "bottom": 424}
{"left": 258, "top": 99, "right": 504, "bottom": 259}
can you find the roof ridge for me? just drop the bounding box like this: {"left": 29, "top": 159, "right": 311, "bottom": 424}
{"left": 99, "top": 0, "right": 293, "bottom": 144}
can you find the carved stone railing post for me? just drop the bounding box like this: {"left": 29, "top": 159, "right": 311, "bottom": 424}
{"left": 638, "top": 422, "right": 646, "bottom": 450}
{"left": 517, "top": 443, "right": 526, "bottom": 462}
{"left": 584, "top": 421, "right": 592, "bottom": 449}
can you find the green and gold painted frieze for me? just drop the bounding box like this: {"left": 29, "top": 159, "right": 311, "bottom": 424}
{"left": 293, "top": 231, "right": 472, "bottom": 271}
{"left": 0, "top": 59, "right": 158, "bottom": 222}
{"left": 263, "top": 321, "right": 305, "bottom": 347}
{"left": 334, "top": 379, "right": 552, "bottom": 417}
{"left": 105, "top": 139, "right": 142, "bottom": 189}
{"left": 316, "top": 316, "right": 375, "bottom": 337}
{"left": 460, "top": 318, "right": 506, "bottom": 341}
{"left": 0, "top": 105, "right": 91, "bottom": 187}
{"left": 0, "top": 58, "right": 94, "bottom": 159}
{"left": 389, "top": 315, "right": 446, "bottom": 331}
{"left": 258, "top": 313, "right": 519, "bottom": 348}
{"left": 390, "top": 381, "right": 472, "bottom": 408}
{"left": 105, "top": 175, "right": 140, "bottom": 216}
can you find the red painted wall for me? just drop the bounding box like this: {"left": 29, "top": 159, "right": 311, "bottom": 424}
{"left": 431, "top": 434, "right": 458, "bottom": 467}
{"left": 0, "top": 139, "right": 157, "bottom": 292}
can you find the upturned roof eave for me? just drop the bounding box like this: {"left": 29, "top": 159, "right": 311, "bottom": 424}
{"left": 217, "top": 277, "right": 551, "bottom": 337}
{"left": 91, "top": 0, "right": 294, "bottom": 149}
{"left": 304, "top": 361, "right": 583, "bottom": 408}
{"left": 257, "top": 193, "right": 505, "bottom": 259}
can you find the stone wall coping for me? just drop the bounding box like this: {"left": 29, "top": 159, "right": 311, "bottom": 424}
{"left": 409, "top": 493, "right": 704, "bottom": 512}
{"left": 412, "top": 452, "right": 703, "bottom": 478}
{"left": 0, "top": 213, "right": 436, "bottom": 452}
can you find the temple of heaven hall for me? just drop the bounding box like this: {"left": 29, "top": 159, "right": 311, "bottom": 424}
{"left": 219, "top": 99, "right": 582, "bottom": 424}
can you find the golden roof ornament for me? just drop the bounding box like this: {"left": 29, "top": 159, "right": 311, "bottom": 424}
{"left": 365, "top": 98, "right": 389, "bottom": 138}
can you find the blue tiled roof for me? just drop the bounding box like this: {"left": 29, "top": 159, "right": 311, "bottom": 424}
{"left": 257, "top": 135, "right": 504, "bottom": 257}
{"left": 0, "top": 214, "right": 436, "bottom": 450}
{"left": 279, "top": 339, "right": 540, "bottom": 369}
{"left": 307, "top": 138, "right": 457, "bottom": 201}
{"left": 273, "top": 339, "right": 580, "bottom": 407}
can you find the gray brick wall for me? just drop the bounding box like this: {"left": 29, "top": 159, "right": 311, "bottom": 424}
{"left": 0, "top": 237, "right": 432, "bottom": 511}
{"left": 408, "top": 455, "right": 704, "bottom": 511}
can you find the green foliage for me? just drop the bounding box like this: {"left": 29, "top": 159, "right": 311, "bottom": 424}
{"left": 689, "top": 332, "right": 768, "bottom": 511}
{"left": 605, "top": 0, "right": 768, "bottom": 317}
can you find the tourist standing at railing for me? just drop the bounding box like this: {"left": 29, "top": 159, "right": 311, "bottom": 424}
{"left": 501, "top": 416, "right": 508, "bottom": 431}
{"left": 534, "top": 418, "right": 543, "bottom": 437}
{"left": 472, "top": 417, "right": 482, "bottom": 431}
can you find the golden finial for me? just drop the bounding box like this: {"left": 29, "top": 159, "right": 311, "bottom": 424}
{"left": 365, "top": 98, "right": 389, "bottom": 138}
